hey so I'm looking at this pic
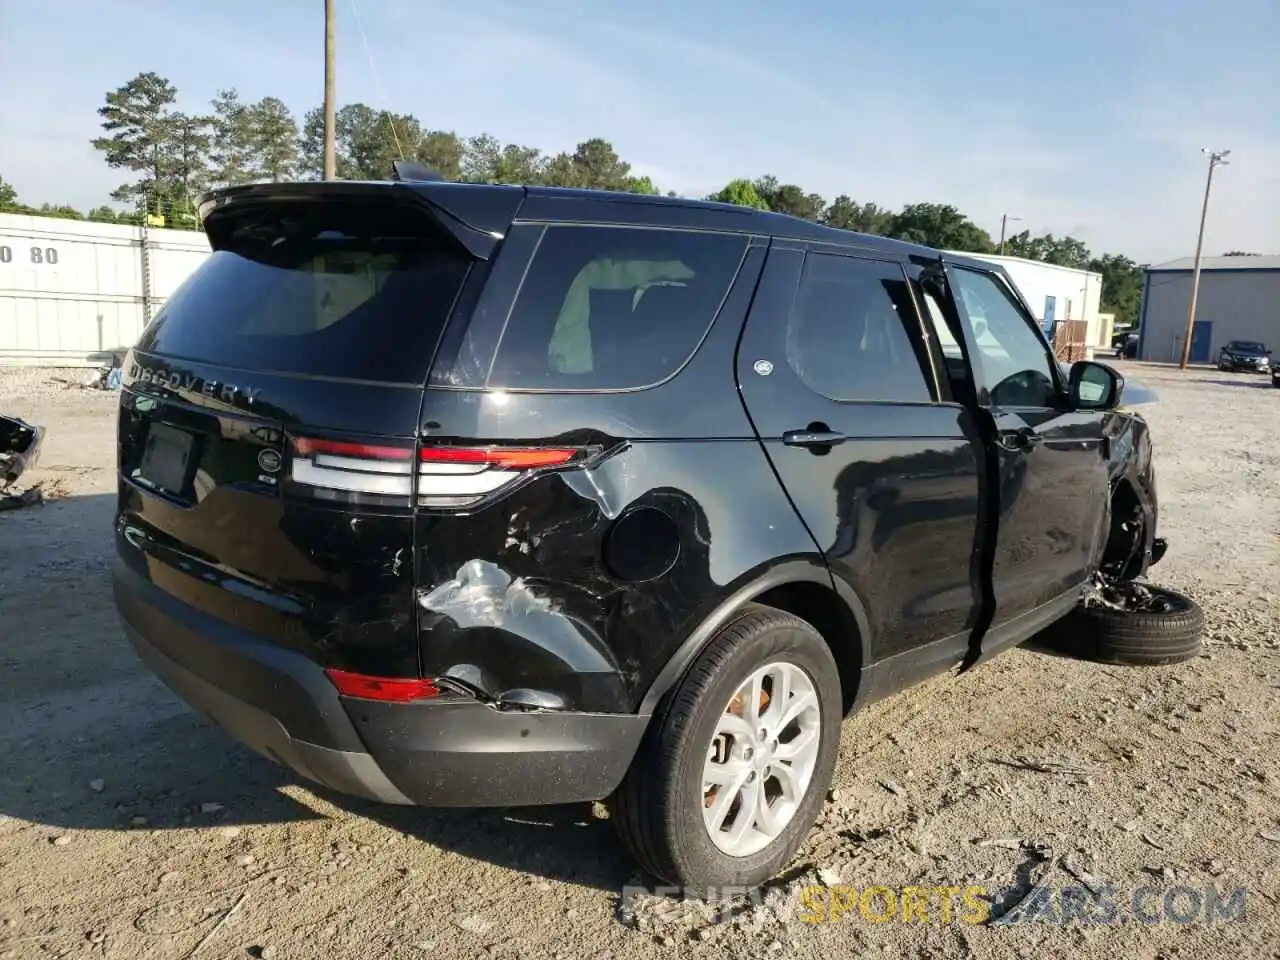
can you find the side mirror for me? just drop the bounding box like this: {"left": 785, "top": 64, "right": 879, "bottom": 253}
{"left": 1069, "top": 360, "right": 1124, "bottom": 410}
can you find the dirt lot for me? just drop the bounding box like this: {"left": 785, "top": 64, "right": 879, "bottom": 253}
{"left": 1, "top": 362, "right": 1278, "bottom": 960}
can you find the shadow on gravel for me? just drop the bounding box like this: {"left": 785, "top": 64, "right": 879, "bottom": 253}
{"left": 0, "top": 491, "right": 634, "bottom": 892}
{"left": 1200, "top": 378, "right": 1274, "bottom": 389}
{"left": 341, "top": 798, "right": 635, "bottom": 890}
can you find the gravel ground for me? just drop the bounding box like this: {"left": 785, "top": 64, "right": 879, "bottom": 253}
{"left": 1, "top": 361, "right": 1277, "bottom": 960}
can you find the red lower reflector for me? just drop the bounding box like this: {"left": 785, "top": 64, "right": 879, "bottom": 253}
{"left": 325, "top": 668, "right": 440, "bottom": 702}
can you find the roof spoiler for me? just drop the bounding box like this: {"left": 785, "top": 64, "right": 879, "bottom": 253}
{"left": 197, "top": 179, "right": 522, "bottom": 261}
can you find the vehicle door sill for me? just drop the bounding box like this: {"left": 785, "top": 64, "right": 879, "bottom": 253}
{"left": 853, "top": 630, "right": 970, "bottom": 710}
{"left": 965, "top": 587, "right": 1084, "bottom": 669}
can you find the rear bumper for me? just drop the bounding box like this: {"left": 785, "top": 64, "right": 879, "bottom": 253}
{"left": 113, "top": 562, "right": 649, "bottom": 807}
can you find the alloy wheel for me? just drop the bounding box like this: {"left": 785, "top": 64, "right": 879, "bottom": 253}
{"left": 700, "top": 661, "right": 822, "bottom": 857}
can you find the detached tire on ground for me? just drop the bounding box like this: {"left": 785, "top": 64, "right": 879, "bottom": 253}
{"left": 609, "top": 604, "right": 841, "bottom": 895}
{"left": 1042, "top": 583, "right": 1205, "bottom": 666}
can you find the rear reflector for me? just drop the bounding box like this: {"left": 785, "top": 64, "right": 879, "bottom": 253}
{"left": 325, "top": 668, "right": 440, "bottom": 702}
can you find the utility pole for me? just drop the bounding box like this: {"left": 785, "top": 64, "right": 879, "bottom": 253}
{"left": 323, "top": 0, "right": 337, "bottom": 180}
{"left": 1178, "top": 148, "right": 1230, "bottom": 369}
{"left": 998, "top": 214, "right": 1021, "bottom": 256}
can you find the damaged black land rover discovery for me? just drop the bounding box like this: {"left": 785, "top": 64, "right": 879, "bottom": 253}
{"left": 113, "top": 173, "right": 1176, "bottom": 892}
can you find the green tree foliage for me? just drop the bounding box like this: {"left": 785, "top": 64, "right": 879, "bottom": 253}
{"left": 708, "top": 179, "right": 769, "bottom": 209}
{"left": 0, "top": 176, "right": 20, "bottom": 212}
{"left": 1003, "top": 231, "right": 1090, "bottom": 268}
{"left": 416, "top": 129, "right": 465, "bottom": 181}
{"left": 1086, "top": 253, "right": 1145, "bottom": 328}
{"left": 87, "top": 205, "right": 129, "bottom": 224}
{"left": 91, "top": 71, "right": 179, "bottom": 206}
{"left": 540, "top": 138, "right": 650, "bottom": 192}
{"left": 752, "top": 176, "right": 824, "bottom": 220}
{"left": 461, "top": 135, "right": 548, "bottom": 184}
{"left": 1222, "top": 250, "right": 1261, "bottom": 256}
{"left": 75, "top": 69, "right": 1160, "bottom": 325}
{"left": 166, "top": 112, "right": 213, "bottom": 204}
{"left": 209, "top": 89, "right": 256, "bottom": 186}
{"left": 298, "top": 104, "right": 440, "bottom": 181}
{"left": 887, "top": 202, "right": 993, "bottom": 252}
{"left": 246, "top": 97, "right": 300, "bottom": 183}
{"left": 822, "top": 195, "right": 893, "bottom": 234}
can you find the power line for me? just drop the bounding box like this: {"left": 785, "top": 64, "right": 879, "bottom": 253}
{"left": 348, "top": 0, "right": 406, "bottom": 162}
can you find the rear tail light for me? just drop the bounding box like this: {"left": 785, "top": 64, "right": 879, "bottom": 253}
{"left": 290, "top": 436, "right": 585, "bottom": 509}
{"left": 290, "top": 436, "right": 416, "bottom": 505}
{"left": 418, "top": 445, "right": 579, "bottom": 509}
{"left": 325, "top": 668, "right": 440, "bottom": 702}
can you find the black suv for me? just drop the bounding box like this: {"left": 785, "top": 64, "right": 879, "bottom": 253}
{"left": 113, "top": 177, "right": 1165, "bottom": 892}
{"left": 1218, "top": 340, "right": 1271, "bottom": 372}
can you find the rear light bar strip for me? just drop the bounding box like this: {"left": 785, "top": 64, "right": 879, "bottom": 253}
{"left": 291, "top": 438, "right": 585, "bottom": 506}
{"left": 290, "top": 436, "right": 417, "bottom": 501}
{"left": 314, "top": 453, "right": 414, "bottom": 476}
{"left": 292, "top": 459, "right": 414, "bottom": 496}
{"left": 416, "top": 445, "right": 580, "bottom": 507}
{"left": 419, "top": 446, "right": 578, "bottom": 469}
{"left": 294, "top": 437, "right": 412, "bottom": 461}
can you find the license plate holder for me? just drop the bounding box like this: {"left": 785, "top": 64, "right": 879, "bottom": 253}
{"left": 138, "top": 422, "right": 195, "bottom": 494}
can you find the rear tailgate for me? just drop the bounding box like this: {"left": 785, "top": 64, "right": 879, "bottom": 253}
{"left": 115, "top": 182, "right": 520, "bottom": 679}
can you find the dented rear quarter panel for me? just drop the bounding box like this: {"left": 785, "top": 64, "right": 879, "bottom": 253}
{"left": 412, "top": 436, "right": 819, "bottom": 713}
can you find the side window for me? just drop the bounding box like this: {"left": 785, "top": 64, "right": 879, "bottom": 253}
{"left": 488, "top": 226, "right": 748, "bottom": 390}
{"left": 950, "top": 268, "right": 1058, "bottom": 408}
{"left": 785, "top": 253, "right": 932, "bottom": 403}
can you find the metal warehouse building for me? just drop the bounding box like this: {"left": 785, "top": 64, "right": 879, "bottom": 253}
{"left": 1137, "top": 256, "right": 1280, "bottom": 364}
{"left": 0, "top": 213, "right": 209, "bottom": 367}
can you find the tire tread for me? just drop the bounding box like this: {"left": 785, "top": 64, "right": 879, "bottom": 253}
{"left": 1041, "top": 584, "right": 1205, "bottom": 666}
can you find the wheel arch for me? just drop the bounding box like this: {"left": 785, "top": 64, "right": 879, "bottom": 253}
{"left": 1100, "top": 477, "right": 1147, "bottom": 580}
{"left": 638, "top": 559, "right": 870, "bottom": 716}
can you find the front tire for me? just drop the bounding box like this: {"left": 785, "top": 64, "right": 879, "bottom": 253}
{"left": 1041, "top": 583, "right": 1205, "bottom": 666}
{"left": 610, "top": 605, "right": 841, "bottom": 894}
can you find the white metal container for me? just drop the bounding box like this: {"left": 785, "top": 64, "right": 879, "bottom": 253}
{"left": 0, "top": 213, "right": 211, "bottom": 367}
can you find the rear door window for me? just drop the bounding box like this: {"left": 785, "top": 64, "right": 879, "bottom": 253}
{"left": 137, "top": 204, "right": 471, "bottom": 384}
{"left": 487, "top": 226, "right": 748, "bottom": 390}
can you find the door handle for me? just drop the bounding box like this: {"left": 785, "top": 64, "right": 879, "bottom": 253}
{"left": 783, "top": 429, "right": 847, "bottom": 447}
{"left": 997, "top": 428, "right": 1041, "bottom": 451}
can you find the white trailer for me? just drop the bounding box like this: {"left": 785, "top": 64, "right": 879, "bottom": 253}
{"left": 0, "top": 213, "right": 211, "bottom": 367}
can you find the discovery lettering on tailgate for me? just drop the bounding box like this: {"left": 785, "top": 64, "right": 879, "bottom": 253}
{"left": 126, "top": 362, "right": 263, "bottom": 405}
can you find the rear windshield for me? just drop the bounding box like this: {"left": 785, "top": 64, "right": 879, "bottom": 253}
{"left": 137, "top": 204, "right": 470, "bottom": 384}
{"left": 486, "top": 225, "right": 748, "bottom": 390}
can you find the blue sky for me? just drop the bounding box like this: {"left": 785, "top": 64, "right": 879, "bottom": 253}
{"left": 1, "top": 0, "right": 1277, "bottom": 262}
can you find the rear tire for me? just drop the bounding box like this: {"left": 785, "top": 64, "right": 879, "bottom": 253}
{"left": 610, "top": 605, "right": 841, "bottom": 895}
{"left": 1041, "top": 583, "right": 1205, "bottom": 666}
